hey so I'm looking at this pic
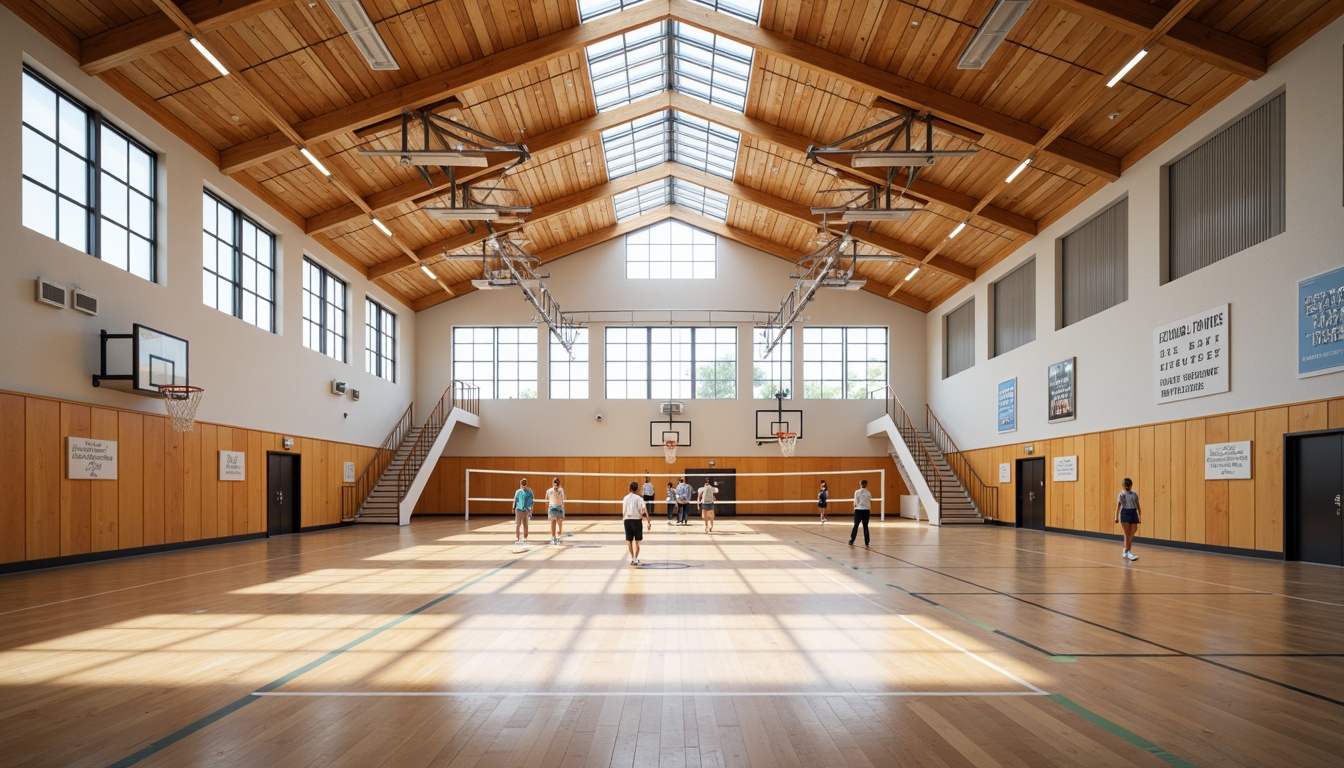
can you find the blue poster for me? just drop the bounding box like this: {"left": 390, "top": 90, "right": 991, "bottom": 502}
{"left": 1298, "top": 265, "right": 1344, "bottom": 378}
{"left": 997, "top": 378, "right": 1017, "bottom": 433}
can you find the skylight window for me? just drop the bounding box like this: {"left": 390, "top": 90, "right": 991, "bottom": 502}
{"left": 586, "top": 23, "right": 753, "bottom": 113}
{"left": 613, "top": 179, "right": 730, "bottom": 222}
{"left": 601, "top": 111, "right": 741, "bottom": 180}
{"left": 672, "top": 178, "right": 730, "bottom": 220}
{"left": 578, "top": 0, "right": 760, "bottom": 24}
{"left": 613, "top": 179, "right": 672, "bottom": 220}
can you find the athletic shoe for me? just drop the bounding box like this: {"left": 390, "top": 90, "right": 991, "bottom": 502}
{"left": 630, "top": 559, "right": 637, "bottom": 566}
{"left": 1124, "top": 550, "right": 1138, "bottom": 561}
{"left": 848, "top": 539, "right": 854, "bottom": 546}
{"left": 820, "top": 517, "right": 827, "bottom": 523}
{"left": 515, "top": 538, "right": 522, "bottom": 545}
{"left": 634, "top": 558, "right": 640, "bottom": 565}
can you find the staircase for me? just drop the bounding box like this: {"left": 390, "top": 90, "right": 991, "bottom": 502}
{"left": 868, "top": 387, "right": 997, "bottom": 526}
{"left": 344, "top": 381, "right": 480, "bottom": 526}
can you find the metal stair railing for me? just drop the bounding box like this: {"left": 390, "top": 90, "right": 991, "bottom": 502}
{"left": 342, "top": 403, "right": 414, "bottom": 522}
{"left": 879, "top": 386, "right": 944, "bottom": 509}
{"left": 395, "top": 381, "right": 478, "bottom": 504}
{"left": 926, "top": 405, "right": 999, "bottom": 522}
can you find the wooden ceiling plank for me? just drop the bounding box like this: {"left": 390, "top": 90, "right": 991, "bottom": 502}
{"left": 3, "top": 0, "right": 85, "bottom": 58}
{"left": 671, "top": 0, "right": 1120, "bottom": 180}
{"left": 80, "top": 0, "right": 294, "bottom": 75}
{"left": 1045, "top": 0, "right": 1266, "bottom": 79}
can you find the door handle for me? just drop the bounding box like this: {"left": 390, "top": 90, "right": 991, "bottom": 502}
{"left": 276, "top": 491, "right": 284, "bottom": 503}
{"left": 1028, "top": 492, "right": 1035, "bottom": 501}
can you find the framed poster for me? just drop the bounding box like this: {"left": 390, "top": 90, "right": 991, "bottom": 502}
{"left": 1298, "top": 265, "right": 1344, "bottom": 377}
{"left": 68, "top": 437, "right": 118, "bottom": 480}
{"left": 1155, "top": 304, "right": 1229, "bottom": 404}
{"left": 219, "top": 450, "right": 245, "bottom": 481}
{"left": 1053, "top": 455, "right": 1078, "bottom": 482}
{"left": 997, "top": 378, "right": 1017, "bottom": 434}
{"left": 1047, "top": 357, "right": 1076, "bottom": 423}
{"left": 1205, "top": 441, "right": 1252, "bottom": 480}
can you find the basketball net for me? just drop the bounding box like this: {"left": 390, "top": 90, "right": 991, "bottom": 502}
{"left": 159, "top": 385, "right": 205, "bottom": 432}
{"left": 777, "top": 432, "right": 798, "bottom": 458}
{"left": 663, "top": 439, "right": 678, "bottom": 464}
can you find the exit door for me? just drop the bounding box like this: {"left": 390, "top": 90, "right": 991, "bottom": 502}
{"left": 1017, "top": 458, "right": 1045, "bottom": 530}
{"left": 1287, "top": 432, "right": 1344, "bottom": 565}
{"left": 267, "top": 452, "right": 302, "bottom": 535}
{"left": 687, "top": 468, "right": 736, "bottom": 516}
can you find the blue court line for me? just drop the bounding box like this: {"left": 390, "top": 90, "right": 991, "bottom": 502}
{"left": 107, "top": 549, "right": 543, "bottom": 768}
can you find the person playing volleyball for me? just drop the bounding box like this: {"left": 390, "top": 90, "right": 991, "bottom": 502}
{"left": 622, "top": 481, "right": 651, "bottom": 565}
{"left": 698, "top": 479, "right": 718, "bottom": 532}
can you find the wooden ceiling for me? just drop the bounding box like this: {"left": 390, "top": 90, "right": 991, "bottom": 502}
{"left": 10, "top": 0, "right": 1341, "bottom": 313}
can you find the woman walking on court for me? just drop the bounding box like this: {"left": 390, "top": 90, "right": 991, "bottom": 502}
{"left": 850, "top": 479, "right": 871, "bottom": 547}
{"left": 665, "top": 481, "right": 677, "bottom": 525}
{"left": 817, "top": 480, "right": 828, "bottom": 523}
{"left": 1115, "top": 478, "right": 1142, "bottom": 561}
{"left": 622, "top": 481, "right": 651, "bottom": 565}
{"left": 546, "top": 477, "right": 567, "bottom": 545}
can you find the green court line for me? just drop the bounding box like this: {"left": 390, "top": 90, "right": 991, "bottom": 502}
{"left": 1049, "top": 694, "right": 1198, "bottom": 767}
{"left": 108, "top": 549, "right": 543, "bottom": 768}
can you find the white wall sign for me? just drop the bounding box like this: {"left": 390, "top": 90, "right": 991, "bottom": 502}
{"left": 999, "top": 463, "right": 1011, "bottom": 483}
{"left": 1155, "top": 303, "right": 1229, "bottom": 404}
{"left": 68, "top": 437, "right": 118, "bottom": 480}
{"left": 219, "top": 450, "right": 246, "bottom": 481}
{"left": 1205, "top": 440, "right": 1252, "bottom": 480}
{"left": 343, "top": 461, "right": 356, "bottom": 483}
{"left": 1053, "top": 455, "right": 1078, "bottom": 482}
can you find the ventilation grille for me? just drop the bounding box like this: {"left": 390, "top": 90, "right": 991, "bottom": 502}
{"left": 36, "top": 278, "right": 66, "bottom": 308}
{"left": 326, "top": 0, "right": 399, "bottom": 70}
{"left": 659, "top": 401, "right": 684, "bottom": 415}
{"left": 72, "top": 289, "right": 99, "bottom": 316}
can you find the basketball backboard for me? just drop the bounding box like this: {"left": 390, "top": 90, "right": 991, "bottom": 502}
{"left": 93, "top": 324, "right": 189, "bottom": 396}
{"left": 648, "top": 419, "right": 692, "bottom": 447}
{"left": 755, "top": 408, "right": 804, "bottom": 444}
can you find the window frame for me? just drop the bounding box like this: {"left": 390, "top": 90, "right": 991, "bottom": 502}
{"left": 549, "top": 328, "right": 590, "bottom": 400}
{"left": 302, "top": 257, "right": 348, "bottom": 362}
{"left": 203, "top": 190, "right": 277, "bottom": 332}
{"left": 752, "top": 328, "right": 793, "bottom": 399}
{"left": 623, "top": 219, "right": 718, "bottom": 280}
{"left": 366, "top": 298, "right": 398, "bottom": 382}
{"left": 802, "top": 326, "right": 889, "bottom": 399}
{"left": 604, "top": 326, "right": 737, "bottom": 399}
{"left": 451, "top": 327, "right": 539, "bottom": 399}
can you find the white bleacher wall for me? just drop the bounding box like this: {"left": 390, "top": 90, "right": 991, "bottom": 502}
{"left": 925, "top": 14, "right": 1344, "bottom": 449}
{"left": 417, "top": 234, "right": 927, "bottom": 457}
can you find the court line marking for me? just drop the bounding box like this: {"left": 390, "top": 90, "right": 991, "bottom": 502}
{"left": 107, "top": 546, "right": 550, "bottom": 768}
{"left": 254, "top": 690, "right": 1050, "bottom": 698}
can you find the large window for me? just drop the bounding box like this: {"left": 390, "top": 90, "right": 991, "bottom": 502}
{"left": 752, "top": 328, "right": 792, "bottom": 399}
{"left": 550, "top": 329, "right": 590, "bottom": 399}
{"left": 1167, "top": 93, "right": 1285, "bottom": 282}
{"left": 303, "top": 257, "right": 347, "bottom": 362}
{"left": 802, "top": 327, "right": 888, "bottom": 399}
{"left": 625, "top": 220, "right": 717, "bottom": 278}
{"left": 452, "top": 327, "right": 538, "bottom": 399}
{"left": 585, "top": 22, "right": 752, "bottom": 114}
{"left": 203, "top": 191, "right": 276, "bottom": 332}
{"left": 1060, "top": 198, "right": 1127, "bottom": 328}
{"left": 366, "top": 299, "right": 397, "bottom": 382}
{"left": 605, "top": 327, "right": 736, "bottom": 399}
{"left": 944, "top": 300, "right": 975, "bottom": 378}
{"left": 22, "top": 66, "right": 157, "bottom": 281}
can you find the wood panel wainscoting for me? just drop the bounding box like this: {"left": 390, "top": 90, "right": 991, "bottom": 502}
{"left": 0, "top": 389, "right": 377, "bottom": 569}
{"left": 959, "top": 396, "right": 1344, "bottom": 555}
{"left": 416, "top": 456, "right": 908, "bottom": 517}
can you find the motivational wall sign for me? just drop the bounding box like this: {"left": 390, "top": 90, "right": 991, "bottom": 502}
{"left": 1047, "top": 358, "right": 1076, "bottom": 423}
{"left": 997, "top": 378, "right": 1017, "bottom": 434}
{"left": 344, "top": 461, "right": 356, "bottom": 483}
{"left": 1205, "top": 441, "right": 1252, "bottom": 480}
{"left": 68, "top": 437, "right": 118, "bottom": 480}
{"left": 1298, "top": 265, "right": 1344, "bottom": 377}
{"left": 219, "top": 450, "right": 245, "bottom": 481}
{"left": 1155, "top": 304, "right": 1229, "bottom": 404}
{"left": 1053, "top": 455, "right": 1078, "bottom": 482}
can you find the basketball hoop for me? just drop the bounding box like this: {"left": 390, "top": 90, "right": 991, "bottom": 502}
{"left": 776, "top": 431, "right": 799, "bottom": 457}
{"left": 159, "top": 385, "right": 204, "bottom": 432}
{"left": 663, "top": 439, "right": 678, "bottom": 464}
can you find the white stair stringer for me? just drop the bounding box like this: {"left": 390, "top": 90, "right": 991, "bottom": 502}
{"left": 356, "top": 408, "right": 480, "bottom": 526}
{"left": 867, "top": 413, "right": 941, "bottom": 525}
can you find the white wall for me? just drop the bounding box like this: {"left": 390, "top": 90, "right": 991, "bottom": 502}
{"left": 926, "top": 15, "right": 1344, "bottom": 449}
{"left": 0, "top": 7, "right": 414, "bottom": 445}
{"left": 417, "top": 234, "right": 927, "bottom": 457}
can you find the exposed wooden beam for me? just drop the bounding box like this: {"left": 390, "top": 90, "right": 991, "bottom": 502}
{"left": 672, "top": 0, "right": 1121, "bottom": 180}
{"left": 674, "top": 94, "right": 1037, "bottom": 236}
{"left": 665, "top": 165, "right": 975, "bottom": 283}
{"left": 220, "top": 1, "right": 673, "bottom": 174}
{"left": 1, "top": 0, "right": 80, "bottom": 58}
{"left": 307, "top": 97, "right": 673, "bottom": 234}
{"left": 1045, "top": 0, "right": 1266, "bottom": 80}
{"left": 80, "top": 0, "right": 293, "bottom": 75}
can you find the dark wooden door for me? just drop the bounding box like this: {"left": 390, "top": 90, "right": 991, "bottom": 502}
{"left": 687, "top": 468, "right": 736, "bottom": 516}
{"left": 1290, "top": 434, "right": 1343, "bottom": 566}
{"left": 267, "top": 452, "right": 301, "bottom": 536}
{"left": 1017, "top": 458, "right": 1045, "bottom": 530}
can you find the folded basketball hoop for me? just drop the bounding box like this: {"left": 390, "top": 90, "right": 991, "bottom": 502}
{"left": 776, "top": 431, "right": 798, "bottom": 457}
{"left": 159, "top": 385, "right": 204, "bottom": 432}
{"left": 664, "top": 438, "right": 678, "bottom": 464}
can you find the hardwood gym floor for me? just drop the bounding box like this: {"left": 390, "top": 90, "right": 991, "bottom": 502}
{"left": 1, "top": 517, "right": 1341, "bottom": 767}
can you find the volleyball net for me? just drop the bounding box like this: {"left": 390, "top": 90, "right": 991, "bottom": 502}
{"left": 464, "top": 467, "right": 889, "bottom": 521}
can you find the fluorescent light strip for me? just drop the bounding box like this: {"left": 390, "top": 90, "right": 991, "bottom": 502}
{"left": 371, "top": 217, "right": 393, "bottom": 236}
{"left": 1106, "top": 49, "right": 1148, "bottom": 88}
{"left": 189, "top": 37, "right": 229, "bottom": 77}
{"left": 948, "top": 221, "right": 967, "bottom": 239}
{"left": 1005, "top": 157, "right": 1031, "bottom": 183}
{"left": 299, "top": 147, "right": 331, "bottom": 177}
{"left": 420, "top": 264, "right": 435, "bottom": 278}
{"left": 904, "top": 267, "right": 920, "bottom": 281}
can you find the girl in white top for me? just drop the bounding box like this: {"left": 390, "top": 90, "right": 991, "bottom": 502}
{"left": 546, "top": 478, "right": 566, "bottom": 545}
{"left": 622, "top": 481, "right": 651, "bottom": 565}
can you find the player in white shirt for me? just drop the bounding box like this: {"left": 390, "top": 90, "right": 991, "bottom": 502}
{"left": 622, "top": 481, "right": 651, "bottom": 565}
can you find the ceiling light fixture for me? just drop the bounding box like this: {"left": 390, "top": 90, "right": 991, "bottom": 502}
{"left": 371, "top": 217, "right": 392, "bottom": 236}
{"left": 1107, "top": 50, "right": 1148, "bottom": 88}
{"left": 905, "top": 267, "right": 920, "bottom": 281}
{"left": 325, "top": 0, "right": 399, "bottom": 70}
{"left": 420, "top": 264, "right": 435, "bottom": 278}
{"left": 360, "top": 150, "right": 489, "bottom": 167}
{"left": 1004, "top": 157, "right": 1032, "bottom": 183}
{"left": 850, "top": 150, "right": 978, "bottom": 168}
{"left": 299, "top": 147, "right": 331, "bottom": 176}
{"left": 424, "top": 206, "right": 531, "bottom": 221}
{"left": 949, "top": 221, "right": 967, "bottom": 238}
{"left": 957, "top": 0, "right": 1032, "bottom": 70}
{"left": 189, "top": 37, "right": 229, "bottom": 77}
